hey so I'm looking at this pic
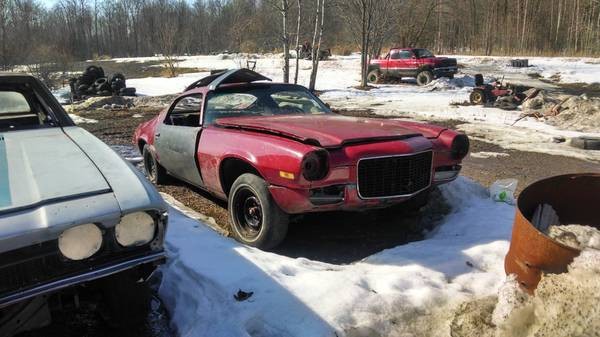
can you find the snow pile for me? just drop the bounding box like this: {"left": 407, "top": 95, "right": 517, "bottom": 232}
{"left": 547, "top": 94, "right": 600, "bottom": 133}
{"left": 498, "top": 249, "right": 600, "bottom": 337}
{"left": 546, "top": 224, "right": 600, "bottom": 250}
{"left": 159, "top": 177, "right": 515, "bottom": 337}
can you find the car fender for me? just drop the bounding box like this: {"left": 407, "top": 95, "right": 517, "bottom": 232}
{"left": 65, "top": 127, "right": 166, "bottom": 213}
{"left": 198, "top": 127, "right": 317, "bottom": 196}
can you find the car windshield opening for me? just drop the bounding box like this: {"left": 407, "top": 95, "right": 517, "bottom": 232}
{"left": 0, "top": 88, "right": 55, "bottom": 131}
{"left": 204, "top": 86, "right": 331, "bottom": 124}
{"left": 414, "top": 49, "right": 434, "bottom": 58}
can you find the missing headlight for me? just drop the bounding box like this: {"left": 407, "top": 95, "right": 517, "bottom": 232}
{"left": 58, "top": 223, "right": 103, "bottom": 260}
{"left": 115, "top": 212, "right": 156, "bottom": 247}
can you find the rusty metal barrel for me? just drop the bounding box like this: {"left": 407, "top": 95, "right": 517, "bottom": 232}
{"left": 504, "top": 173, "right": 600, "bottom": 293}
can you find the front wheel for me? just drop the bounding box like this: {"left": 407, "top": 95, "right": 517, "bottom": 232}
{"left": 416, "top": 70, "right": 434, "bottom": 86}
{"left": 228, "top": 174, "right": 289, "bottom": 249}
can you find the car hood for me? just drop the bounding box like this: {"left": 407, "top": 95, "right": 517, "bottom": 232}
{"left": 215, "top": 115, "right": 426, "bottom": 148}
{"left": 0, "top": 128, "right": 111, "bottom": 215}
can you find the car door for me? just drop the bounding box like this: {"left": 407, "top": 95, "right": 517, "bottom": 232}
{"left": 396, "top": 50, "right": 417, "bottom": 77}
{"left": 154, "top": 94, "right": 204, "bottom": 187}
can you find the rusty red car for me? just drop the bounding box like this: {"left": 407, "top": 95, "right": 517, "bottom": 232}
{"left": 134, "top": 69, "right": 469, "bottom": 249}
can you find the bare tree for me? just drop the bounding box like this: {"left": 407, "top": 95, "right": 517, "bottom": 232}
{"left": 308, "top": 0, "right": 324, "bottom": 91}
{"left": 158, "top": 21, "right": 179, "bottom": 77}
{"left": 338, "top": 0, "right": 378, "bottom": 88}
{"left": 293, "top": 0, "right": 302, "bottom": 84}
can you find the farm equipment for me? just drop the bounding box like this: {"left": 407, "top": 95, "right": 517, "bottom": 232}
{"left": 469, "top": 74, "right": 527, "bottom": 109}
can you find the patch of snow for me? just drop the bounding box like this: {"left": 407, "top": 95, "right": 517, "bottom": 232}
{"left": 68, "top": 113, "right": 98, "bottom": 124}
{"left": 470, "top": 151, "right": 510, "bottom": 159}
{"left": 159, "top": 177, "right": 515, "bottom": 337}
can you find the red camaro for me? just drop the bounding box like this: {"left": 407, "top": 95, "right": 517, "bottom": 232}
{"left": 134, "top": 69, "right": 469, "bottom": 249}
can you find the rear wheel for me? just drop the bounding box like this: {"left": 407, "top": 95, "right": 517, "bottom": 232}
{"left": 416, "top": 70, "right": 434, "bottom": 86}
{"left": 228, "top": 173, "right": 288, "bottom": 249}
{"left": 469, "top": 89, "right": 486, "bottom": 105}
{"left": 367, "top": 70, "right": 381, "bottom": 84}
{"left": 143, "top": 145, "right": 169, "bottom": 185}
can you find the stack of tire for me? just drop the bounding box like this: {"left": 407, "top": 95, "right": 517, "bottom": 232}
{"left": 70, "top": 65, "right": 136, "bottom": 99}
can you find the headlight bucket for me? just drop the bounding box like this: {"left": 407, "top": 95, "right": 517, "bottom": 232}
{"left": 115, "top": 212, "right": 156, "bottom": 247}
{"left": 58, "top": 224, "right": 103, "bottom": 260}
{"left": 450, "top": 134, "right": 470, "bottom": 159}
{"left": 301, "top": 150, "right": 329, "bottom": 181}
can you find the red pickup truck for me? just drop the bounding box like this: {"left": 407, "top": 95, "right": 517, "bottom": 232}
{"left": 368, "top": 48, "right": 458, "bottom": 86}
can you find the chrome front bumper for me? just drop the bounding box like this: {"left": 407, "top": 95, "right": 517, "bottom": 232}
{"left": 0, "top": 252, "right": 165, "bottom": 309}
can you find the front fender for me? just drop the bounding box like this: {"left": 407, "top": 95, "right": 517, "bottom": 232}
{"left": 198, "top": 127, "right": 319, "bottom": 194}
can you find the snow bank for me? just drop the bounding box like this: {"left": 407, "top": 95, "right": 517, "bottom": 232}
{"left": 159, "top": 177, "right": 515, "bottom": 337}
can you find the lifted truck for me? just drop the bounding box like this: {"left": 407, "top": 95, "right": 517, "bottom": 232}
{"left": 368, "top": 48, "right": 458, "bottom": 86}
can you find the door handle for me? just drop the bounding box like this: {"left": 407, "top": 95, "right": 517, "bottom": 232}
{"left": 155, "top": 133, "right": 161, "bottom": 138}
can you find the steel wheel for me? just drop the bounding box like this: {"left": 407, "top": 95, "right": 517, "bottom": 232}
{"left": 232, "top": 187, "right": 263, "bottom": 240}
{"left": 228, "top": 173, "right": 289, "bottom": 249}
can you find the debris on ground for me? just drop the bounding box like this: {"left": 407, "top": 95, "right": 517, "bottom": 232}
{"left": 233, "top": 290, "right": 254, "bottom": 302}
{"left": 510, "top": 59, "right": 529, "bottom": 68}
{"left": 69, "top": 65, "right": 136, "bottom": 100}
{"left": 489, "top": 179, "right": 518, "bottom": 205}
{"left": 569, "top": 136, "right": 600, "bottom": 150}
{"left": 518, "top": 90, "right": 600, "bottom": 132}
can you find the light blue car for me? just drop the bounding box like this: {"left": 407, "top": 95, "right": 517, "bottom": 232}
{"left": 0, "top": 74, "right": 168, "bottom": 333}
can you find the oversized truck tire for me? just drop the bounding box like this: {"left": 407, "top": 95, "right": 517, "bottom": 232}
{"left": 416, "top": 70, "right": 433, "bottom": 86}
{"left": 367, "top": 70, "right": 381, "bottom": 84}
{"left": 228, "top": 173, "right": 289, "bottom": 250}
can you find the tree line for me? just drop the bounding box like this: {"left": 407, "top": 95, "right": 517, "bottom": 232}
{"left": 1, "top": 0, "right": 599, "bottom": 72}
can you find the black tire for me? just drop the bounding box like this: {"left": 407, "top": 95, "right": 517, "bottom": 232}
{"left": 143, "top": 145, "right": 169, "bottom": 184}
{"left": 76, "top": 84, "right": 89, "bottom": 93}
{"left": 228, "top": 173, "right": 289, "bottom": 249}
{"left": 85, "top": 65, "right": 104, "bottom": 80}
{"left": 110, "top": 72, "right": 126, "bottom": 84}
{"left": 474, "top": 73, "right": 484, "bottom": 86}
{"left": 98, "top": 90, "right": 112, "bottom": 96}
{"left": 77, "top": 73, "right": 95, "bottom": 86}
{"left": 120, "top": 87, "right": 137, "bottom": 96}
{"left": 111, "top": 80, "right": 126, "bottom": 92}
{"left": 469, "top": 89, "right": 486, "bottom": 105}
{"left": 416, "top": 70, "right": 434, "bottom": 86}
{"left": 367, "top": 69, "right": 381, "bottom": 84}
{"left": 570, "top": 136, "right": 600, "bottom": 150}
{"left": 446, "top": 73, "right": 454, "bottom": 79}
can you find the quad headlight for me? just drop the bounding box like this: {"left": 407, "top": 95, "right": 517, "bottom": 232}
{"left": 115, "top": 212, "right": 156, "bottom": 247}
{"left": 58, "top": 223, "right": 103, "bottom": 261}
